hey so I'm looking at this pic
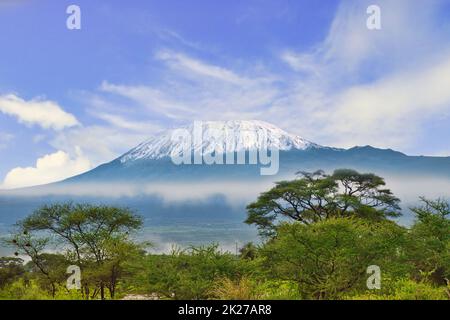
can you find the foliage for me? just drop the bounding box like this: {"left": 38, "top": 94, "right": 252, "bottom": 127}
{"left": 5, "top": 202, "right": 145, "bottom": 299}
{"left": 210, "top": 277, "right": 261, "bottom": 300}
{"left": 239, "top": 242, "right": 258, "bottom": 260}
{"left": 347, "top": 277, "right": 449, "bottom": 300}
{"left": 210, "top": 278, "right": 300, "bottom": 300}
{"left": 0, "top": 170, "right": 449, "bottom": 300}
{"left": 246, "top": 169, "right": 401, "bottom": 236}
{"left": 0, "top": 279, "right": 53, "bottom": 300}
{"left": 0, "top": 257, "right": 25, "bottom": 289}
{"left": 126, "top": 244, "right": 258, "bottom": 300}
{"left": 405, "top": 197, "right": 450, "bottom": 285}
{"left": 260, "top": 218, "right": 407, "bottom": 299}
{"left": 0, "top": 279, "right": 85, "bottom": 300}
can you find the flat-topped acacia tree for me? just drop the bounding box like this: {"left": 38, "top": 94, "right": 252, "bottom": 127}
{"left": 245, "top": 169, "right": 401, "bottom": 237}
{"left": 8, "top": 203, "right": 144, "bottom": 300}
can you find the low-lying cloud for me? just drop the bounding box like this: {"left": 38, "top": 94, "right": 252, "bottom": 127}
{"left": 1, "top": 148, "right": 91, "bottom": 189}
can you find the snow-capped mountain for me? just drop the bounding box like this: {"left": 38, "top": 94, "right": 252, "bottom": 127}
{"left": 48, "top": 118, "right": 450, "bottom": 185}
{"left": 4, "top": 119, "right": 450, "bottom": 227}
{"left": 120, "top": 120, "right": 321, "bottom": 163}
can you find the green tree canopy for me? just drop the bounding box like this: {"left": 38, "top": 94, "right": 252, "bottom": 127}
{"left": 406, "top": 197, "right": 450, "bottom": 285}
{"left": 0, "top": 257, "right": 25, "bottom": 289}
{"left": 261, "top": 218, "right": 406, "bottom": 299}
{"left": 7, "top": 202, "right": 144, "bottom": 299}
{"left": 246, "top": 169, "right": 401, "bottom": 236}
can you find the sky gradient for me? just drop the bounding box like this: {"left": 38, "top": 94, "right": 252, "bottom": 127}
{"left": 1, "top": 0, "right": 450, "bottom": 188}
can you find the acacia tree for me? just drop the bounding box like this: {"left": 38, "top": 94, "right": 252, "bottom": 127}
{"left": 406, "top": 198, "right": 450, "bottom": 285}
{"left": 7, "top": 230, "right": 59, "bottom": 296}
{"left": 261, "top": 218, "right": 406, "bottom": 299}
{"left": 246, "top": 169, "right": 401, "bottom": 236}
{"left": 8, "top": 203, "right": 144, "bottom": 299}
{"left": 0, "top": 257, "right": 25, "bottom": 289}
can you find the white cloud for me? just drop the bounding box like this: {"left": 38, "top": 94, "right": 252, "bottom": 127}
{"left": 32, "top": 134, "right": 46, "bottom": 143}
{"left": 155, "top": 29, "right": 207, "bottom": 51}
{"left": 281, "top": 51, "right": 320, "bottom": 75}
{"left": 0, "top": 94, "right": 79, "bottom": 130}
{"left": 0, "top": 132, "right": 13, "bottom": 150}
{"left": 1, "top": 148, "right": 91, "bottom": 189}
{"left": 100, "top": 81, "right": 195, "bottom": 120}
{"left": 326, "top": 55, "right": 450, "bottom": 147}
{"left": 100, "top": 50, "right": 280, "bottom": 125}
{"left": 51, "top": 125, "right": 151, "bottom": 168}
{"left": 42, "top": 91, "right": 166, "bottom": 170}
{"left": 156, "top": 50, "right": 249, "bottom": 85}
{"left": 272, "top": 0, "right": 450, "bottom": 151}
{"left": 91, "top": 112, "right": 161, "bottom": 132}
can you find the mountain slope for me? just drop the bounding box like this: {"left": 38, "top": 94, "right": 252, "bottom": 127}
{"left": 57, "top": 120, "right": 450, "bottom": 185}
{"left": 2, "top": 120, "right": 450, "bottom": 231}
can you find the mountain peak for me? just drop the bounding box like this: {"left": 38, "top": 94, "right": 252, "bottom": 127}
{"left": 119, "top": 120, "right": 321, "bottom": 162}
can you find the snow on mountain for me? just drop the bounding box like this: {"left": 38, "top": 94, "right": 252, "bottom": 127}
{"left": 120, "top": 120, "right": 322, "bottom": 163}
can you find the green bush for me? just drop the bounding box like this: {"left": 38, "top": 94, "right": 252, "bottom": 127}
{"left": 0, "top": 279, "right": 52, "bottom": 300}
{"left": 405, "top": 198, "right": 450, "bottom": 285}
{"left": 136, "top": 244, "right": 255, "bottom": 299}
{"left": 347, "top": 278, "right": 449, "bottom": 300}
{"left": 260, "top": 218, "right": 407, "bottom": 299}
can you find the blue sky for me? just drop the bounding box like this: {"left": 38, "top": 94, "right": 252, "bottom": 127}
{"left": 1, "top": 0, "right": 450, "bottom": 188}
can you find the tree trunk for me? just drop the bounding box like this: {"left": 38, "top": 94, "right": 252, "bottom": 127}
{"left": 51, "top": 283, "right": 56, "bottom": 298}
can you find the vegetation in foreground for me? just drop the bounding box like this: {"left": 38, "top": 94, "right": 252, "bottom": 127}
{"left": 0, "top": 169, "right": 449, "bottom": 300}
